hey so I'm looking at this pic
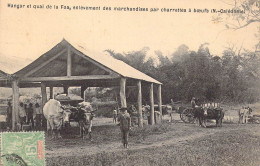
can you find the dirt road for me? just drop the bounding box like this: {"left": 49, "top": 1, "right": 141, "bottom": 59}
{"left": 45, "top": 111, "right": 260, "bottom": 166}
{"left": 46, "top": 123, "right": 238, "bottom": 158}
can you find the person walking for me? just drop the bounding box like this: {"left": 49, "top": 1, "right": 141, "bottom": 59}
{"left": 35, "top": 103, "right": 42, "bottom": 130}
{"left": 18, "top": 102, "right": 26, "bottom": 130}
{"left": 118, "top": 107, "right": 131, "bottom": 148}
{"left": 27, "top": 103, "right": 34, "bottom": 129}
{"left": 6, "top": 101, "right": 12, "bottom": 130}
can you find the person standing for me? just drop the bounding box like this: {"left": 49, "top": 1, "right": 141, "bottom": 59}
{"left": 6, "top": 101, "right": 12, "bottom": 130}
{"left": 113, "top": 107, "right": 117, "bottom": 123}
{"left": 118, "top": 107, "right": 131, "bottom": 148}
{"left": 27, "top": 103, "right": 34, "bottom": 129}
{"left": 191, "top": 97, "right": 196, "bottom": 109}
{"left": 18, "top": 102, "right": 26, "bottom": 130}
{"left": 35, "top": 103, "right": 42, "bottom": 130}
{"left": 196, "top": 98, "right": 201, "bottom": 107}
{"left": 24, "top": 104, "right": 29, "bottom": 124}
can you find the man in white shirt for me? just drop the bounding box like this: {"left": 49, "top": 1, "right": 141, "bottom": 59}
{"left": 18, "top": 102, "right": 26, "bottom": 130}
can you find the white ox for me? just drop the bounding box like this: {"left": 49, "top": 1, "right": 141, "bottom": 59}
{"left": 43, "top": 99, "right": 71, "bottom": 138}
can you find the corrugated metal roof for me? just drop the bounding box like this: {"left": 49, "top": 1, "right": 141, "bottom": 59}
{"left": 68, "top": 40, "right": 161, "bottom": 84}
{"left": 15, "top": 39, "right": 161, "bottom": 84}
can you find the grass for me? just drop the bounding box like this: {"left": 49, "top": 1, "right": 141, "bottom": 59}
{"left": 46, "top": 120, "right": 175, "bottom": 149}
{"left": 47, "top": 124, "right": 260, "bottom": 166}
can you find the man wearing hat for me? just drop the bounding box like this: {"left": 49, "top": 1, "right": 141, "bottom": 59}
{"left": 118, "top": 107, "right": 131, "bottom": 148}
{"left": 191, "top": 97, "right": 196, "bottom": 109}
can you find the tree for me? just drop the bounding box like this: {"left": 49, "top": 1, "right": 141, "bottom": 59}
{"left": 218, "top": 0, "right": 260, "bottom": 30}
{"left": 155, "top": 50, "right": 172, "bottom": 67}
{"left": 105, "top": 40, "right": 260, "bottom": 104}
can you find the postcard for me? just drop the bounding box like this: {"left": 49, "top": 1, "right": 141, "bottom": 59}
{"left": 0, "top": 0, "right": 259, "bottom": 165}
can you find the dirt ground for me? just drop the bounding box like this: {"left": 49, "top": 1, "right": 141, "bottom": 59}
{"left": 1, "top": 103, "right": 260, "bottom": 165}
{"left": 46, "top": 111, "right": 260, "bottom": 166}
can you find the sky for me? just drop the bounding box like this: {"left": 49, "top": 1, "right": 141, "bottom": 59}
{"left": 0, "top": 0, "right": 259, "bottom": 71}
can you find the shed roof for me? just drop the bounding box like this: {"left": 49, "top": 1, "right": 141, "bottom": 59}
{"left": 15, "top": 39, "right": 161, "bottom": 85}
{"left": 0, "top": 70, "right": 10, "bottom": 87}
{"left": 0, "top": 70, "right": 8, "bottom": 79}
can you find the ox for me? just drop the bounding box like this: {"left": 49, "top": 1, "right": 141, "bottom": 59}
{"left": 78, "top": 111, "right": 95, "bottom": 140}
{"left": 194, "top": 107, "right": 224, "bottom": 127}
{"left": 238, "top": 107, "right": 253, "bottom": 124}
{"left": 73, "top": 102, "right": 95, "bottom": 140}
{"left": 43, "top": 99, "right": 71, "bottom": 139}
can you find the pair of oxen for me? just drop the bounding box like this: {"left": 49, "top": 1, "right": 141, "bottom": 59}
{"left": 193, "top": 106, "right": 225, "bottom": 128}
{"left": 43, "top": 99, "right": 94, "bottom": 139}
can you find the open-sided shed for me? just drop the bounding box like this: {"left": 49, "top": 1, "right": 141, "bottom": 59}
{"left": 6, "top": 39, "right": 162, "bottom": 130}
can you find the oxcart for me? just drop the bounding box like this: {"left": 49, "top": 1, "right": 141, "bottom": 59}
{"left": 179, "top": 102, "right": 222, "bottom": 124}
{"left": 179, "top": 107, "right": 196, "bottom": 123}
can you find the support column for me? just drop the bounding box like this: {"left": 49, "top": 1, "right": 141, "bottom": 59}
{"left": 120, "top": 77, "right": 127, "bottom": 108}
{"left": 67, "top": 47, "right": 72, "bottom": 76}
{"left": 150, "top": 83, "right": 155, "bottom": 125}
{"left": 81, "top": 85, "right": 88, "bottom": 100}
{"left": 137, "top": 80, "right": 143, "bottom": 127}
{"left": 157, "top": 84, "right": 162, "bottom": 123}
{"left": 50, "top": 86, "right": 53, "bottom": 99}
{"left": 41, "top": 82, "right": 47, "bottom": 108}
{"left": 11, "top": 80, "right": 19, "bottom": 130}
{"left": 41, "top": 82, "right": 47, "bottom": 130}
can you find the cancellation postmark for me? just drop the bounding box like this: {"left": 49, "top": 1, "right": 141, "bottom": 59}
{"left": 1, "top": 132, "right": 45, "bottom": 166}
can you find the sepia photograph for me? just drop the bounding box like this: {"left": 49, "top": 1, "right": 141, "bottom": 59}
{"left": 0, "top": 0, "right": 260, "bottom": 165}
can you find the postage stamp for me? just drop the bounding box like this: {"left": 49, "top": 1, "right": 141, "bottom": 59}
{"left": 1, "top": 132, "right": 45, "bottom": 166}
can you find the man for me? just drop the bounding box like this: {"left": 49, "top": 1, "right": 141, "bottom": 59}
{"left": 6, "top": 101, "right": 12, "bottom": 130}
{"left": 27, "top": 103, "right": 34, "bottom": 129}
{"left": 118, "top": 107, "right": 131, "bottom": 148}
{"left": 24, "top": 104, "right": 29, "bottom": 124}
{"left": 191, "top": 97, "right": 196, "bottom": 109}
{"left": 113, "top": 107, "right": 117, "bottom": 123}
{"left": 35, "top": 103, "right": 42, "bottom": 130}
{"left": 196, "top": 98, "right": 201, "bottom": 107}
{"left": 18, "top": 102, "right": 26, "bottom": 130}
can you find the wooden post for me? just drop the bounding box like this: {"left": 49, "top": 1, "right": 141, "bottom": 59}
{"left": 120, "top": 77, "right": 127, "bottom": 108}
{"left": 63, "top": 86, "right": 68, "bottom": 95}
{"left": 137, "top": 80, "right": 143, "bottom": 127}
{"left": 81, "top": 85, "right": 88, "bottom": 100}
{"left": 41, "top": 82, "right": 47, "bottom": 108}
{"left": 41, "top": 82, "right": 47, "bottom": 130}
{"left": 50, "top": 86, "right": 53, "bottom": 99}
{"left": 150, "top": 83, "right": 155, "bottom": 125}
{"left": 11, "top": 80, "right": 19, "bottom": 130}
{"left": 67, "top": 47, "right": 72, "bottom": 76}
{"left": 157, "top": 84, "right": 162, "bottom": 123}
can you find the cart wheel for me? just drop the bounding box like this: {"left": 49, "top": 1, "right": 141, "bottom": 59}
{"left": 181, "top": 109, "right": 195, "bottom": 123}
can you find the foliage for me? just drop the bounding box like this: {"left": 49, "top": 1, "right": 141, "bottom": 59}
{"left": 216, "top": 0, "right": 260, "bottom": 30}
{"left": 106, "top": 44, "right": 260, "bottom": 104}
